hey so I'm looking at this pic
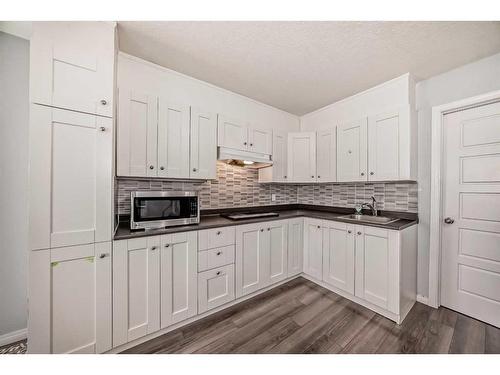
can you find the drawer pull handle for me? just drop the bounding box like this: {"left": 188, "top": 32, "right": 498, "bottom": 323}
{"left": 260, "top": 229, "right": 264, "bottom": 232}
{"left": 347, "top": 230, "right": 352, "bottom": 234}
{"left": 151, "top": 246, "right": 157, "bottom": 251}
{"left": 357, "top": 231, "right": 362, "bottom": 235}
{"left": 217, "top": 251, "right": 222, "bottom": 256}
{"left": 99, "top": 253, "right": 109, "bottom": 259}
{"left": 216, "top": 231, "right": 221, "bottom": 235}
{"left": 165, "top": 244, "right": 170, "bottom": 248}
{"left": 216, "top": 271, "right": 221, "bottom": 276}
{"left": 267, "top": 228, "right": 270, "bottom": 231}
{"left": 317, "top": 225, "right": 321, "bottom": 229}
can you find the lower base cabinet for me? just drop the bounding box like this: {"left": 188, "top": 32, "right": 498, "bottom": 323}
{"left": 28, "top": 242, "right": 112, "bottom": 354}
{"left": 303, "top": 218, "right": 323, "bottom": 280}
{"left": 287, "top": 218, "right": 304, "bottom": 277}
{"left": 112, "top": 231, "right": 197, "bottom": 347}
{"left": 198, "top": 264, "right": 235, "bottom": 313}
{"left": 235, "top": 220, "right": 288, "bottom": 298}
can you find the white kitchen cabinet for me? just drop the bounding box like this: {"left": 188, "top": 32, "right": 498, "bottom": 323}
{"left": 190, "top": 108, "right": 217, "bottom": 179}
{"left": 160, "top": 231, "right": 198, "bottom": 328}
{"left": 287, "top": 218, "right": 304, "bottom": 277}
{"left": 258, "top": 132, "right": 288, "bottom": 183}
{"left": 235, "top": 220, "right": 288, "bottom": 297}
{"left": 287, "top": 132, "right": 317, "bottom": 183}
{"left": 248, "top": 127, "right": 273, "bottom": 154}
{"left": 29, "top": 105, "right": 113, "bottom": 250}
{"left": 303, "top": 218, "right": 323, "bottom": 280}
{"left": 368, "top": 106, "right": 414, "bottom": 181}
{"left": 30, "top": 22, "right": 115, "bottom": 118}
{"left": 28, "top": 243, "right": 112, "bottom": 354}
{"left": 322, "top": 221, "right": 355, "bottom": 294}
{"left": 337, "top": 118, "right": 368, "bottom": 182}
{"left": 117, "top": 88, "right": 158, "bottom": 177}
{"left": 316, "top": 128, "right": 337, "bottom": 182}
{"left": 217, "top": 115, "right": 248, "bottom": 151}
{"left": 157, "top": 100, "right": 190, "bottom": 178}
{"left": 113, "top": 237, "right": 160, "bottom": 347}
{"left": 198, "top": 264, "right": 235, "bottom": 313}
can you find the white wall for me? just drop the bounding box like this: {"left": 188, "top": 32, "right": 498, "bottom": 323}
{"left": 415, "top": 52, "right": 500, "bottom": 298}
{"left": 300, "top": 73, "right": 414, "bottom": 131}
{"left": 0, "top": 32, "right": 29, "bottom": 341}
{"left": 118, "top": 53, "right": 300, "bottom": 133}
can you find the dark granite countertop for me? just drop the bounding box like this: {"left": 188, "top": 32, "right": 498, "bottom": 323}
{"left": 114, "top": 204, "right": 418, "bottom": 240}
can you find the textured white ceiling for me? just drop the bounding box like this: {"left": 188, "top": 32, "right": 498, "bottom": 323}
{"left": 118, "top": 21, "right": 500, "bottom": 116}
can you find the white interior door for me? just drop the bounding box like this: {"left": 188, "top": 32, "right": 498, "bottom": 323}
{"left": 322, "top": 221, "right": 355, "bottom": 294}
{"left": 441, "top": 101, "right": 500, "bottom": 328}
{"left": 29, "top": 105, "right": 112, "bottom": 250}
{"left": 316, "top": 128, "right": 337, "bottom": 182}
{"left": 117, "top": 88, "right": 158, "bottom": 177}
{"left": 287, "top": 132, "right": 317, "bottom": 182}
{"left": 160, "top": 232, "right": 198, "bottom": 328}
{"left": 157, "top": 101, "right": 190, "bottom": 178}
{"left": 337, "top": 118, "right": 368, "bottom": 182}
{"left": 190, "top": 108, "right": 217, "bottom": 179}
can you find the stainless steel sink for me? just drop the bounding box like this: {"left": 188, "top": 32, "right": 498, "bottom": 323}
{"left": 339, "top": 214, "right": 398, "bottom": 224}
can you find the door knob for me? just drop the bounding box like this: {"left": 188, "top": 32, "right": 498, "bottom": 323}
{"left": 444, "top": 217, "right": 455, "bottom": 224}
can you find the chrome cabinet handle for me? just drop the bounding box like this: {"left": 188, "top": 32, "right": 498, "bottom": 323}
{"left": 100, "top": 99, "right": 107, "bottom": 105}
{"left": 216, "top": 231, "right": 221, "bottom": 235}
{"left": 311, "top": 175, "right": 315, "bottom": 178}
{"left": 149, "top": 165, "right": 154, "bottom": 170}
{"left": 250, "top": 143, "right": 253, "bottom": 146}
{"left": 216, "top": 251, "right": 222, "bottom": 256}
{"left": 370, "top": 172, "right": 374, "bottom": 175}
{"left": 99, "top": 253, "right": 109, "bottom": 259}
{"left": 160, "top": 166, "right": 165, "bottom": 170}
{"left": 216, "top": 271, "right": 221, "bottom": 276}
{"left": 317, "top": 225, "right": 321, "bottom": 229}
{"left": 193, "top": 168, "right": 197, "bottom": 172}
{"left": 260, "top": 229, "right": 264, "bottom": 232}
{"left": 267, "top": 228, "right": 270, "bottom": 231}
{"left": 361, "top": 172, "right": 365, "bottom": 176}
{"left": 165, "top": 244, "right": 170, "bottom": 248}
{"left": 99, "top": 126, "right": 106, "bottom": 132}
{"left": 151, "top": 246, "right": 157, "bottom": 251}
{"left": 347, "top": 230, "right": 352, "bottom": 234}
{"left": 444, "top": 217, "right": 455, "bottom": 224}
{"left": 284, "top": 175, "right": 287, "bottom": 179}
{"left": 243, "top": 142, "right": 247, "bottom": 146}
{"left": 357, "top": 231, "right": 362, "bottom": 235}
{"left": 318, "top": 175, "right": 321, "bottom": 178}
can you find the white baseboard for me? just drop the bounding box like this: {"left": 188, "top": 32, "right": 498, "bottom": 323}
{"left": 416, "top": 294, "right": 430, "bottom": 306}
{"left": 0, "top": 328, "right": 27, "bottom": 347}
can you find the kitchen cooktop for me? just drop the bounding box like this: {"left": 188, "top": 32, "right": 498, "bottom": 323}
{"left": 221, "top": 212, "right": 280, "bottom": 220}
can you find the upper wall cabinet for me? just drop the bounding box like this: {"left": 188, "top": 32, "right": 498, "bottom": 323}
{"left": 29, "top": 105, "right": 113, "bottom": 251}
{"left": 30, "top": 22, "right": 115, "bottom": 118}
{"left": 258, "top": 132, "right": 287, "bottom": 183}
{"left": 316, "top": 128, "right": 337, "bottom": 182}
{"left": 190, "top": 108, "right": 218, "bottom": 179}
{"left": 117, "top": 87, "right": 216, "bottom": 179}
{"left": 218, "top": 115, "right": 272, "bottom": 154}
{"left": 337, "top": 118, "right": 368, "bottom": 182}
{"left": 287, "top": 132, "right": 317, "bottom": 183}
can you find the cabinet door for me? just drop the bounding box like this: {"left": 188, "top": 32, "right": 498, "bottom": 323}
{"left": 235, "top": 223, "right": 267, "bottom": 297}
{"left": 355, "top": 226, "right": 399, "bottom": 313}
{"left": 368, "top": 107, "right": 410, "bottom": 181}
{"left": 248, "top": 127, "right": 272, "bottom": 154}
{"left": 316, "top": 128, "right": 337, "bottom": 182}
{"left": 322, "top": 221, "right": 355, "bottom": 294}
{"left": 287, "top": 218, "right": 303, "bottom": 277}
{"left": 287, "top": 132, "right": 317, "bottom": 182}
{"left": 160, "top": 231, "right": 198, "bottom": 328}
{"left": 303, "top": 218, "right": 323, "bottom": 280}
{"left": 28, "top": 243, "right": 112, "bottom": 353}
{"left": 30, "top": 22, "right": 115, "bottom": 117}
{"left": 190, "top": 108, "right": 217, "bottom": 179}
{"left": 273, "top": 132, "right": 288, "bottom": 182}
{"left": 113, "top": 237, "right": 160, "bottom": 347}
{"left": 337, "top": 118, "right": 368, "bottom": 182}
{"left": 267, "top": 221, "right": 288, "bottom": 285}
{"left": 157, "top": 100, "right": 190, "bottom": 178}
{"left": 117, "top": 88, "right": 158, "bottom": 177}
{"left": 198, "top": 264, "right": 235, "bottom": 313}
{"left": 29, "top": 105, "right": 112, "bottom": 250}
{"left": 217, "top": 115, "right": 248, "bottom": 151}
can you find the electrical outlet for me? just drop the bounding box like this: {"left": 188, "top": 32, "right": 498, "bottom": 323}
{"left": 271, "top": 193, "right": 276, "bottom": 202}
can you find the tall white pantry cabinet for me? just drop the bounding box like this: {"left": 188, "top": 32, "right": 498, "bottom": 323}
{"left": 28, "top": 22, "right": 116, "bottom": 354}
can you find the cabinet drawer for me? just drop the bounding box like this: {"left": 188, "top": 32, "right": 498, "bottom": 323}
{"left": 198, "top": 264, "right": 235, "bottom": 313}
{"left": 198, "top": 226, "right": 235, "bottom": 250}
{"left": 198, "top": 245, "right": 235, "bottom": 272}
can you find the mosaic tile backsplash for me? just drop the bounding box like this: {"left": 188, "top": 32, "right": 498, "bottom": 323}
{"left": 117, "top": 162, "right": 418, "bottom": 215}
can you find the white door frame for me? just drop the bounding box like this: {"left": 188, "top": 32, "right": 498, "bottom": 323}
{"left": 428, "top": 89, "right": 500, "bottom": 308}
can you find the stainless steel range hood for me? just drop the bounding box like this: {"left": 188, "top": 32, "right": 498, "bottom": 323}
{"left": 217, "top": 147, "right": 272, "bottom": 169}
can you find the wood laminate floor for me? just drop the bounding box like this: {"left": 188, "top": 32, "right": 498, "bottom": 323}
{"left": 122, "top": 277, "right": 500, "bottom": 354}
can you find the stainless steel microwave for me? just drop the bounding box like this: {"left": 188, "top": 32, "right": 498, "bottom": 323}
{"left": 130, "top": 191, "right": 199, "bottom": 230}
